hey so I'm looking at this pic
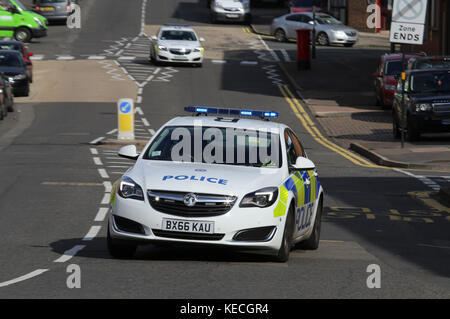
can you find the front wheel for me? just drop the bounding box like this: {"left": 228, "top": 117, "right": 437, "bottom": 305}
{"left": 274, "top": 28, "right": 287, "bottom": 42}
{"left": 297, "top": 197, "right": 323, "bottom": 250}
{"left": 317, "top": 32, "right": 329, "bottom": 46}
{"left": 274, "top": 205, "right": 294, "bottom": 262}
{"left": 392, "top": 116, "right": 401, "bottom": 139}
{"left": 107, "top": 226, "right": 137, "bottom": 259}
{"left": 14, "top": 27, "right": 32, "bottom": 43}
{"left": 406, "top": 117, "right": 420, "bottom": 142}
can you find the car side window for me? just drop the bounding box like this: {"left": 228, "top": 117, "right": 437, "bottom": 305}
{"left": 300, "top": 15, "right": 312, "bottom": 23}
{"left": 286, "top": 14, "right": 301, "bottom": 22}
{"left": 284, "top": 129, "right": 298, "bottom": 166}
{"left": 288, "top": 129, "right": 305, "bottom": 158}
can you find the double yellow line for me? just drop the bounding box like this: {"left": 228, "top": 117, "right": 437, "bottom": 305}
{"left": 278, "top": 84, "right": 381, "bottom": 168}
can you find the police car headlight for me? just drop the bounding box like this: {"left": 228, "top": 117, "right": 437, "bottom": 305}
{"left": 158, "top": 45, "right": 168, "bottom": 51}
{"left": 118, "top": 176, "right": 144, "bottom": 201}
{"left": 416, "top": 103, "right": 432, "bottom": 112}
{"left": 240, "top": 187, "right": 278, "bottom": 208}
{"left": 332, "top": 30, "right": 346, "bottom": 37}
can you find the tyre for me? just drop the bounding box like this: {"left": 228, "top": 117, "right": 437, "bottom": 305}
{"left": 245, "top": 14, "right": 252, "bottom": 25}
{"left": 0, "top": 104, "right": 4, "bottom": 120}
{"left": 274, "top": 204, "right": 295, "bottom": 262}
{"left": 406, "top": 117, "right": 420, "bottom": 142}
{"left": 392, "top": 116, "right": 400, "bottom": 139}
{"left": 297, "top": 197, "right": 323, "bottom": 250}
{"left": 107, "top": 226, "right": 137, "bottom": 259}
{"left": 210, "top": 13, "right": 217, "bottom": 24}
{"left": 7, "top": 95, "right": 14, "bottom": 112}
{"left": 274, "top": 28, "right": 287, "bottom": 42}
{"left": 317, "top": 32, "right": 329, "bottom": 46}
{"left": 14, "top": 27, "right": 32, "bottom": 43}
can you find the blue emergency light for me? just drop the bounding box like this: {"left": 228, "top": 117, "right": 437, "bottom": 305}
{"left": 184, "top": 106, "right": 279, "bottom": 119}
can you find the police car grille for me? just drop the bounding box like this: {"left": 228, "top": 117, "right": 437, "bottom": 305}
{"left": 433, "top": 103, "right": 450, "bottom": 113}
{"left": 169, "top": 49, "right": 191, "bottom": 55}
{"left": 148, "top": 190, "right": 237, "bottom": 217}
{"left": 152, "top": 230, "right": 225, "bottom": 241}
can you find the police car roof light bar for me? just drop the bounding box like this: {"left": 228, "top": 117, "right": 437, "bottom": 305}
{"left": 184, "top": 106, "right": 279, "bottom": 119}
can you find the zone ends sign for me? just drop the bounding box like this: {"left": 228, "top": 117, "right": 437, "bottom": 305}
{"left": 390, "top": 0, "right": 428, "bottom": 45}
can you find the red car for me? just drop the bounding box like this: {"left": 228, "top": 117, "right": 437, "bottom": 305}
{"left": 0, "top": 40, "right": 34, "bottom": 83}
{"left": 289, "top": 0, "right": 323, "bottom": 13}
{"left": 374, "top": 53, "right": 425, "bottom": 107}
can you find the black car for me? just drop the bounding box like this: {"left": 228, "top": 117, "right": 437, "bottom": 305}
{"left": 392, "top": 68, "right": 450, "bottom": 141}
{"left": 407, "top": 56, "right": 450, "bottom": 71}
{"left": 0, "top": 50, "right": 30, "bottom": 97}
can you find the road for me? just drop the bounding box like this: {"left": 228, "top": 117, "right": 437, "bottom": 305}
{"left": 0, "top": 0, "right": 449, "bottom": 298}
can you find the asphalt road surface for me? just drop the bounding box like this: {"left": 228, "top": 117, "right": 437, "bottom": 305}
{"left": 0, "top": 0, "right": 449, "bottom": 298}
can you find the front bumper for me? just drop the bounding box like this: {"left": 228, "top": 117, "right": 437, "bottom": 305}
{"left": 109, "top": 195, "right": 285, "bottom": 251}
{"left": 329, "top": 32, "right": 358, "bottom": 45}
{"left": 155, "top": 49, "right": 204, "bottom": 64}
{"left": 411, "top": 113, "right": 450, "bottom": 133}
{"left": 31, "top": 27, "right": 48, "bottom": 38}
{"left": 8, "top": 78, "right": 28, "bottom": 95}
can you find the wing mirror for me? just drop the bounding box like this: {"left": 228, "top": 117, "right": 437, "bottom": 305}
{"left": 151, "top": 35, "right": 157, "bottom": 41}
{"left": 290, "top": 157, "right": 315, "bottom": 171}
{"left": 118, "top": 145, "right": 139, "bottom": 160}
{"left": 199, "top": 37, "right": 205, "bottom": 42}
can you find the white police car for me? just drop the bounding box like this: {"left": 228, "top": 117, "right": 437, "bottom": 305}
{"left": 108, "top": 107, "right": 324, "bottom": 262}
{"left": 149, "top": 24, "right": 205, "bottom": 67}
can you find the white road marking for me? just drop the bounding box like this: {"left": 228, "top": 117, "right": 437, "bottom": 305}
{"left": 101, "top": 193, "right": 110, "bottom": 205}
{"left": 98, "top": 168, "right": 109, "bottom": 179}
{"left": 0, "top": 269, "right": 49, "bottom": 288}
{"left": 83, "top": 226, "right": 102, "bottom": 241}
{"left": 108, "top": 165, "right": 131, "bottom": 168}
{"left": 241, "top": 61, "right": 258, "bottom": 65}
{"left": 57, "top": 56, "right": 75, "bottom": 60}
{"left": 135, "top": 106, "right": 144, "bottom": 115}
{"left": 103, "top": 181, "right": 112, "bottom": 192}
{"left": 212, "top": 59, "right": 227, "bottom": 64}
{"left": 394, "top": 169, "right": 441, "bottom": 191}
{"left": 90, "top": 148, "right": 98, "bottom": 155}
{"left": 257, "top": 35, "right": 280, "bottom": 62}
{"left": 137, "top": 96, "right": 142, "bottom": 104}
{"left": 53, "top": 245, "right": 86, "bottom": 263}
{"left": 95, "top": 207, "right": 109, "bottom": 222}
{"left": 88, "top": 56, "right": 106, "bottom": 60}
{"left": 149, "top": 129, "right": 156, "bottom": 135}
{"left": 118, "top": 56, "right": 136, "bottom": 60}
{"left": 30, "top": 55, "right": 44, "bottom": 61}
{"left": 141, "top": 118, "right": 150, "bottom": 126}
{"left": 107, "top": 128, "right": 118, "bottom": 135}
{"left": 279, "top": 49, "right": 291, "bottom": 62}
{"left": 93, "top": 157, "right": 103, "bottom": 166}
{"left": 89, "top": 136, "right": 105, "bottom": 145}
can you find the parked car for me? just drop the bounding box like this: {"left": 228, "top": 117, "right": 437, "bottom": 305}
{"left": 33, "top": 0, "right": 74, "bottom": 22}
{"left": 271, "top": 12, "right": 358, "bottom": 46}
{"left": 407, "top": 56, "right": 450, "bottom": 71}
{"left": 392, "top": 68, "right": 450, "bottom": 141}
{"left": 0, "top": 40, "right": 33, "bottom": 82}
{"left": 0, "top": 0, "right": 47, "bottom": 42}
{"left": 0, "top": 50, "right": 30, "bottom": 97}
{"left": 289, "top": 0, "right": 322, "bottom": 13}
{"left": 209, "top": 0, "right": 251, "bottom": 24}
{"left": 374, "top": 53, "right": 425, "bottom": 107}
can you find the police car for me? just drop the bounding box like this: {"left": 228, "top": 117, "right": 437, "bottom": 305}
{"left": 108, "top": 107, "right": 324, "bottom": 262}
{"left": 149, "top": 24, "right": 205, "bottom": 67}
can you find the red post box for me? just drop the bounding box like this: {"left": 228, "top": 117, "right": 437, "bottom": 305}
{"left": 296, "top": 29, "right": 311, "bottom": 70}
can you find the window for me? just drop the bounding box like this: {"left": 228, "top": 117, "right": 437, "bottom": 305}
{"left": 286, "top": 14, "right": 302, "bottom": 22}
{"left": 159, "top": 30, "right": 197, "bottom": 41}
{"left": 284, "top": 129, "right": 305, "bottom": 165}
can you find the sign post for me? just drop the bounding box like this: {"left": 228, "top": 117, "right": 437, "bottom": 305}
{"left": 389, "top": 0, "right": 428, "bottom": 147}
{"left": 117, "top": 98, "right": 135, "bottom": 140}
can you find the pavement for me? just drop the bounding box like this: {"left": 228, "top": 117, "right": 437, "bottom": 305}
{"left": 1, "top": 0, "right": 450, "bottom": 298}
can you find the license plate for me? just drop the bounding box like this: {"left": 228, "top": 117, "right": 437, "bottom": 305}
{"left": 226, "top": 14, "right": 239, "bottom": 18}
{"left": 172, "top": 57, "right": 188, "bottom": 60}
{"left": 442, "top": 119, "right": 450, "bottom": 125}
{"left": 162, "top": 218, "right": 214, "bottom": 234}
{"left": 8, "top": 77, "right": 13, "bottom": 83}
{"left": 41, "top": 7, "right": 54, "bottom": 11}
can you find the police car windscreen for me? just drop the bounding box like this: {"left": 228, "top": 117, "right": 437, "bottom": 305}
{"left": 160, "top": 31, "right": 197, "bottom": 41}
{"left": 410, "top": 71, "right": 450, "bottom": 93}
{"left": 143, "top": 126, "right": 281, "bottom": 167}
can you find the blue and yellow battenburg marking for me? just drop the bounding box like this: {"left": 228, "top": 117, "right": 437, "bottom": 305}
{"left": 273, "top": 170, "right": 320, "bottom": 217}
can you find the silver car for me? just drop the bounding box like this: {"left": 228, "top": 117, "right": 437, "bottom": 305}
{"left": 271, "top": 12, "right": 359, "bottom": 47}
{"left": 33, "top": 0, "right": 75, "bottom": 21}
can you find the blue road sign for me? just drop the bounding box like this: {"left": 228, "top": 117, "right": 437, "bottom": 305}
{"left": 120, "top": 101, "right": 132, "bottom": 114}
